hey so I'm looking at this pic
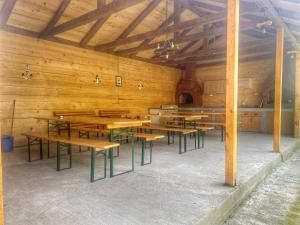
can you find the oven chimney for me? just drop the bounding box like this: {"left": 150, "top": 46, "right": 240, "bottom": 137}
{"left": 175, "top": 63, "right": 203, "bottom": 107}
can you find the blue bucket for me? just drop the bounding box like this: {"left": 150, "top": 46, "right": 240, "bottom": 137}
{"left": 1, "top": 135, "right": 14, "bottom": 152}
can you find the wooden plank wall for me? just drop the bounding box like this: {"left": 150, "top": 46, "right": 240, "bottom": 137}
{"left": 196, "top": 59, "right": 275, "bottom": 107}
{"left": 0, "top": 31, "right": 181, "bottom": 146}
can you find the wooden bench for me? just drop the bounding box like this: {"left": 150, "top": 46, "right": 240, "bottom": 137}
{"left": 163, "top": 124, "right": 215, "bottom": 148}
{"left": 21, "top": 133, "right": 120, "bottom": 182}
{"left": 135, "top": 133, "right": 164, "bottom": 166}
{"left": 139, "top": 125, "right": 198, "bottom": 154}
{"left": 97, "top": 110, "right": 130, "bottom": 117}
{"left": 54, "top": 111, "right": 95, "bottom": 117}
{"left": 197, "top": 121, "right": 226, "bottom": 142}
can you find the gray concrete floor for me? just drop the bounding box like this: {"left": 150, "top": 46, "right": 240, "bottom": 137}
{"left": 2, "top": 131, "right": 296, "bottom": 225}
{"left": 223, "top": 148, "right": 300, "bottom": 225}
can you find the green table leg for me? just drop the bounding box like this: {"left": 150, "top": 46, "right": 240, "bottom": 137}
{"left": 109, "top": 148, "right": 114, "bottom": 177}
{"left": 68, "top": 144, "right": 72, "bottom": 168}
{"left": 150, "top": 142, "right": 153, "bottom": 164}
{"left": 141, "top": 140, "right": 145, "bottom": 166}
{"left": 56, "top": 142, "right": 60, "bottom": 171}
{"left": 184, "top": 134, "right": 187, "bottom": 152}
{"left": 131, "top": 134, "right": 135, "bottom": 171}
{"left": 179, "top": 133, "right": 182, "bottom": 154}
{"left": 167, "top": 131, "right": 170, "bottom": 145}
{"left": 90, "top": 148, "right": 95, "bottom": 182}
{"left": 197, "top": 130, "right": 200, "bottom": 149}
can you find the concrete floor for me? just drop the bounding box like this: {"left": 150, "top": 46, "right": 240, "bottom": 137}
{"left": 223, "top": 148, "right": 300, "bottom": 225}
{"left": 2, "top": 131, "right": 298, "bottom": 225}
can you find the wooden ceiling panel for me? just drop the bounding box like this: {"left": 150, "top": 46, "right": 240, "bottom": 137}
{"left": 114, "top": 41, "right": 143, "bottom": 51}
{"left": 7, "top": 0, "right": 62, "bottom": 32}
{"left": 55, "top": 0, "right": 97, "bottom": 25}
{"left": 136, "top": 48, "right": 156, "bottom": 59}
{"left": 180, "top": 8, "right": 199, "bottom": 22}
{"left": 87, "top": 1, "right": 149, "bottom": 46}
{"left": 55, "top": 21, "right": 97, "bottom": 43}
{"left": 0, "top": 0, "right": 5, "bottom": 11}
{"left": 271, "top": 0, "right": 300, "bottom": 14}
{"left": 129, "top": 0, "right": 172, "bottom": 37}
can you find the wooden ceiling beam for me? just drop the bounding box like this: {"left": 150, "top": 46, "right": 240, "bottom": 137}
{"left": 40, "top": 0, "right": 71, "bottom": 35}
{"left": 96, "top": 10, "right": 228, "bottom": 51}
{"left": 106, "top": 0, "right": 160, "bottom": 51}
{"left": 196, "top": 53, "right": 273, "bottom": 69}
{"left": 0, "top": 0, "right": 17, "bottom": 26}
{"left": 80, "top": 0, "right": 109, "bottom": 47}
{"left": 115, "top": 20, "right": 257, "bottom": 56}
{"left": 255, "top": 0, "right": 300, "bottom": 50}
{"left": 41, "top": 0, "right": 144, "bottom": 37}
{"left": 156, "top": 38, "right": 275, "bottom": 63}
{"left": 174, "top": 0, "right": 182, "bottom": 41}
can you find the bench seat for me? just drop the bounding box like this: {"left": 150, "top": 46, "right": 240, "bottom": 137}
{"left": 21, "top": 132, "right": 120, "bottom": 182}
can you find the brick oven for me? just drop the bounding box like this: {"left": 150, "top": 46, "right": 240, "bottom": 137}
{"left": 176, "top": 64, "right": 203, "bottom": 107}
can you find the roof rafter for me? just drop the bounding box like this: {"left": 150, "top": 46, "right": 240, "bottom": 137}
{"left": 40, "top": 0, "right": 71, "bottom": 35}
{"left": 106, "top": 0, "right": 160, "bottom": 51}
{"left": 0, "top": 0, "right": 17, "bottom": 26}
{"left": 255, "top": 0, "right": 300, "bottom": 50}
{"left": 80, "top": 0, "right": 109, "bottom": 47}
{"left": 41, "top": 0, "right": 144, "bottom": 37}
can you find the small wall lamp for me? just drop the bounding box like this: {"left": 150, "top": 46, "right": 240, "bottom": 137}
{"left": 138, "top": 81, "right": 144, "bottom": 90}
{"left": 22, "top": 64, "right": 32, "bottom": 80}
{"left": 94, "top": 75, "right": 101, "bottom": 86}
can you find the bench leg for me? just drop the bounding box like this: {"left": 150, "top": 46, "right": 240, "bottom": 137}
{"left": 39, "top": 138, "right": 43, "bottom": 160}
{"left": 150, "top": 142, "right": 153, "bottom": 164}
{"left": 141, "top": 139, "right": 145, "bottom": 166}
{"left": 194, "top": 132, "right": 197, "bottom": 150}
{"left": 57, "top": 142, "right": 60, "bottom": 171}
{"left": 47, "top": 140, "right": 50, "bottom": 159}
{"left": 197, "top": 130, "right": 200, "bottom": 149}
{"left": 179, "top": 133, "right": 182, "bottom": 154}
{"left": 68, "top": 144, "right": 72, "bottom": 168}
{"left": 90, "top": 148, "right": 107, "bottom": 182}
{"left": 131, "top": 135, "right": 135, "bottom": 172}
{"left": 167, "top": 131, "right": 170, "bottom": 145}
{"left": 202, "top": 132, "right": 205, "bottom": 148}
{"left": 184, "top": 134, "right": 187, "bottom": 153}
{"left": 109, "top": 148, "right": 114, "bottom": 178}
{"left": 172, "top": 131, "right": 175, "bottom": 144}
{"left": 27, "top": 138, "right": 31, "bottom": 162}
{"left": 221, "top": 126, "right": 224, "bottom": 142}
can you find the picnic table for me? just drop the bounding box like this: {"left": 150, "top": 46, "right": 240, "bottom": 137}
{"left": 35, "top": 116, "right": 150, "bottom": 176}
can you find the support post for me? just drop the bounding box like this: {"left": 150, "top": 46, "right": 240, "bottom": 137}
{"left": 0, "top": 127, "right": 4, "bottom": 225}
{"left": 294, "top": 53, "right": 300, "bottom": 138}
{"left": 225, "top": 0, "right": 240, "bottom": 186}
{"left": 273, "top": 27, "right": 284, "bottom": 152}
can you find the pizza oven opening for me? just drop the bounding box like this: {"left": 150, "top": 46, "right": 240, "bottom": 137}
{"left": 179, "top": 93, "right": 194, "bottom": 106}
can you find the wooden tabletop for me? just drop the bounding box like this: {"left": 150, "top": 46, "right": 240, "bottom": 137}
{"left": 178, "top": 112, "right": 226, "bottom": 115}
{"left": 35, "top": 116, "right": 150, "bottom": 129}
{"left": 160, "top": 114, "right": 208, "bottom": 121}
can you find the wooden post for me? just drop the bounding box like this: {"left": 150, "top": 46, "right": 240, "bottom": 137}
{"left": 273, "top": 27, "right": 284, "bottom": 152}
{"left": 294, "top": 53, "right": 300, "bottom": 138}
{"left": 225, "top": 0, "right": 240, "bottom": 186}
{"left": 0, "top": 127, "right": 4, "bottom": 225}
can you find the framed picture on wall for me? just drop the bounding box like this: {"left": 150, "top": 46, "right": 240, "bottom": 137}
{"left": 115, "top": 76, "right": 122, "bottom": 87}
